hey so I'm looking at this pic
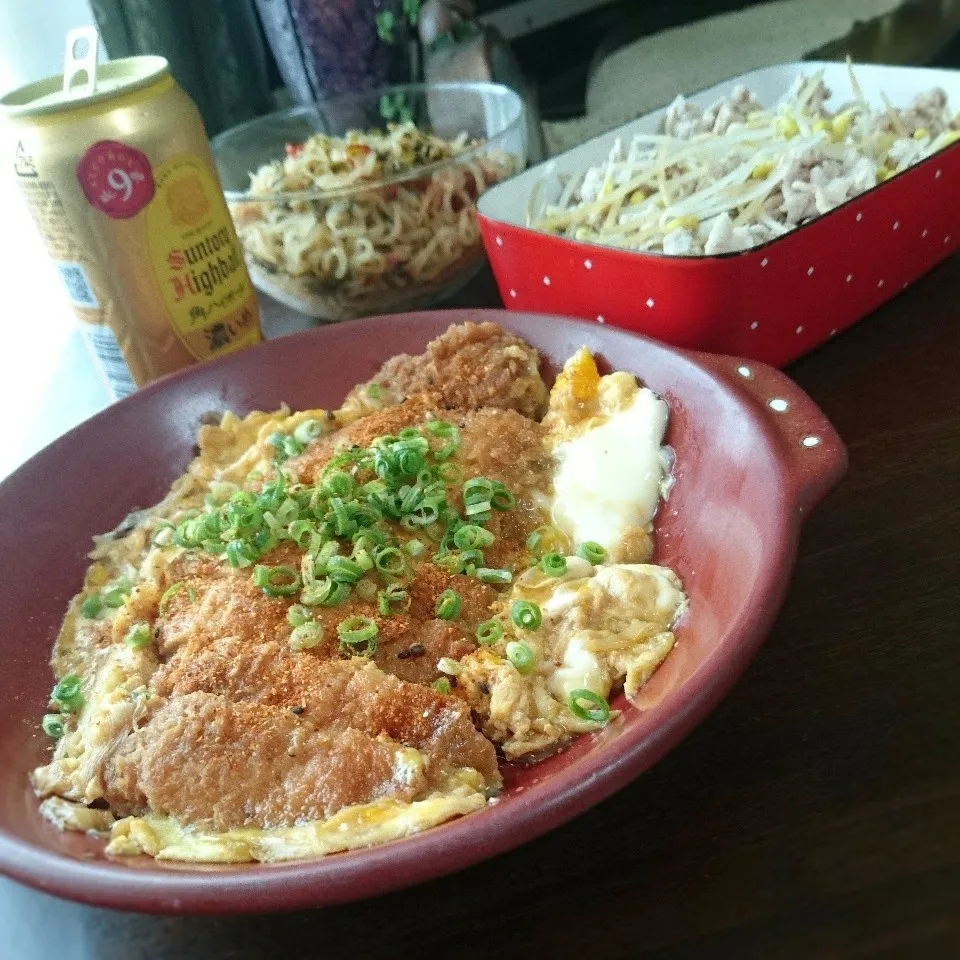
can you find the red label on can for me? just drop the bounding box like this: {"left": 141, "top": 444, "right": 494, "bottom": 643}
{"left": 76, "top": 140, "right": 155, "bottom": 219}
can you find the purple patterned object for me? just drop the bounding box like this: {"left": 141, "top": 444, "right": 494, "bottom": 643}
{"left": 255, "top": 0, "right": 411, "bottom": 104}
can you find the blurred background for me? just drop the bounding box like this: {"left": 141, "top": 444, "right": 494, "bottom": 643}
{"left": 6, "top": 1, "right": 960, "bottom": 147}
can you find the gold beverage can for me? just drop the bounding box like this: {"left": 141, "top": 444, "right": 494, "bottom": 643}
{"left": 0, "top": 37, "right": 261, "bottom": 398}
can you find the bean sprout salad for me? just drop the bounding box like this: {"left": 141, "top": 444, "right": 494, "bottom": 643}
{"left": 530, "top": 65, "right": 960, "bottom": 257}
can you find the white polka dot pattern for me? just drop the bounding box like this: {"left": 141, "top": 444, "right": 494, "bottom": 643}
{"left": 479, "top": 143, "right": 958, "bottom": 370}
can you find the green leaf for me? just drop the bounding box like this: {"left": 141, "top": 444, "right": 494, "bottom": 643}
{"left": 375, "top": 10, "right": 395, "bottom": 43}
{"left": 403, "top": 0, "right": 421, "bottom": 25}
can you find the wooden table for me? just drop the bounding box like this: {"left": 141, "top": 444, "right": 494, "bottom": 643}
{"left": 3, "top": 260, "right": 960, "bottom": 959}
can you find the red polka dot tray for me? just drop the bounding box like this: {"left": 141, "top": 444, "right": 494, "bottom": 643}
{"left": 477, "top": 62, "right": 960, "bottom": 367}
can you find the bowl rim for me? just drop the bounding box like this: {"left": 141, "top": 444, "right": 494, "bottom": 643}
{"left": 0, "top": 310, "right": 843, "bottom": 915}
{"left": 212, "top": 81, "right": 526, "bottom": 204}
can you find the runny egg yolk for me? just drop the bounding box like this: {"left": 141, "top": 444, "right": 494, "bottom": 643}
{"left": 550, "top": 387, "right": 669, "bottom": 552}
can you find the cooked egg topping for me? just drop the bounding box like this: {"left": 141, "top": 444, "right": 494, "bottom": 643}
{"left": 459, "top": 559, "right": 686, "bottom": 759}
{"left": 544, "top": 349, "right": 671, "bottom": 562}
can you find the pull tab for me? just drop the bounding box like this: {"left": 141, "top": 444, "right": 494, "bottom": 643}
{"left": 62, "top": 26, "right": 100, "bottom": 98}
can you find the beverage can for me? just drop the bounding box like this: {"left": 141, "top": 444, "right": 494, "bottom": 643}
{"left": 0, "top": 28, "right": 262, "bottom": 398}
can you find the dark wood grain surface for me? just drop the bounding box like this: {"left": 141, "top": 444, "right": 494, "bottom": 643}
{"left": 3, "top": 259, "right": 960, "bottom": 959}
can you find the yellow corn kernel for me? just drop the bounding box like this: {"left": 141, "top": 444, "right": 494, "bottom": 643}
{"left": 775, "top": 113, "right": 799, "bottom": 138}
{"left": 812, "top": 118, "right": 830, "bottom": 134}
{"left": 565, "top": 348, "right": 600, "bottom": 402}
{"left": 750, "top": 160, "right": 775, "bottom": 180}
{"left": 664, "top": 214, "right": 699, "bottom": 232}
{"left": 628, "top": 188, "right": 648, "bottom": 205}
{"left": 913, "top": 127, "right": 929, "bottom": 141}
{"left": 831, "top": 109, "right": 855, "bottom": 140}
{"left": 876, "top": 166, "right": 895, "bottom": 183}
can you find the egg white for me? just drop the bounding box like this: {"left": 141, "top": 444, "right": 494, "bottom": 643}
{"left": 551, "top": 385, "right": 670, "bottom": 554}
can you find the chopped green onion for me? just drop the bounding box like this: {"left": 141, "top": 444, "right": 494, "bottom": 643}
{"left": 490, "top": 483, "right": 515, "bottom": 510}
{"left": 287, "top": 519, "right": 314, "bottom": 547}
{"left": 539, "top": 553, "right": 568, "bottom": 577}
{"left": 337, "top": 616, "right": 378, "bottom": 657}
{"left": 324, "top": 470, "right": 354, "bottom": 497}
{"left": 477, "top": 567, "right": 512, "bottom": 585}
{"left": 353, "top": 528, "right": 388, "bottom": 550}
{"left": 302, "top": 578, "right": 351, "bottom": 607}
{"left": 157, "top": 581, "right": 185, "bottom": 616}
{"left": 506, "top": 640, "right": 536, "bottom": 675}
{"left": 293, "top": 418, "right": 323, "bottom": 445}
{"left": 475, "top": 619, "right": 504, "bottom": 645}
{"left": 276, "top": 498, "right": 300, "bottom": 525}
{"left": 367, "top": 383, "right": 383, "bottom": 400}
{"left": 426, "top": 420, "right": 457, "bottom": 438}
{"left": 312, "top": 540, "right": 341, "bottom": 569}
{"left": 396, "top": 446, "right": 425, "bottom": 476}
{"left": 576, "top": 541, "right": 607, "bottom": 565}
{"left": 52, "top": 675, "right": 84, "bottom": 713}
{"left": 124, "top": 623, "right": 151, "bottom": 649}
{"left": 458, "top": 549, "right": 484, "bottom": 574}
{"left": 511, "top": 600, "right": 542, "bottom": 631}
{"left": 282, "top": 436, "right": 304, "bottom": 459}
{"left": 435, "top": 589, "right": 462, "bottom": 620}
{"left": 432, "top": 677, "right": 452, "bottom": 694}
{"left": 252, "top": 564, "right": 301, "bottom": 597}
{"left": 290, "top": 621, "right": 323, "bottom": 651}
{"left": 437, "top": 656, "right": 462, "bottom": 676}
{"left": 433, "top": 441, "right": 459, "bottom": 461}
{"left": 287, "top": 604, "right": 313, "bottom": 627}
{"left": 433, "top": 550, "right": 464, "bottom": 575}
{"left": 465, "top": 500, "right": 491, "bottom": 516}
{"left": 405, "top": 501, "right": 440, "bottom": 526}
{"left": 436, "top": 462, "right": 463, "bottom": 483}
{"left": 453, "top": 525, "right": 495, "bottom": 550}
{"left": 326, "top": 556, "right": 364, "bottom": 583}
{"left": 374, "top": 546, "right": 406, "bottom": 576}
{"left": 404, "top": 538, "right": 424, "bottom": 557}
{"left": 398, "top": 427, "right": 422, "bottom": 441}
{"left": 378, "top": 585, "right": 410, "bottom": 616}
{"left": 352, "top": 547, "right": 375, "bottom": 572}
{"left": 80, "top": 594, "right": 102, "bottom": 619}
{"left": 226, "top": 538, "right": 259, "bottom": 569}
{"left": 102, "top": 579, "right": 132, "bottom": 608}
{"left": 463, "top": 477, "right": 493, "bottom": 503}
{"left": 42, "top": 714, "right": 64, "bottom": 739}
{"left": 568, "top": 689, "right": 611, "bottom": 723}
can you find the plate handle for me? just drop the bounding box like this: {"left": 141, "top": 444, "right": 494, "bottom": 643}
{"left": 690, "top": 352, "right": 848, "bottom": 516}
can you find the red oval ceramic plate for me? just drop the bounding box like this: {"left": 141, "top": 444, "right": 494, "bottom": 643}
{"left": 0, "top": 310, "right": 846, "bottom": 914}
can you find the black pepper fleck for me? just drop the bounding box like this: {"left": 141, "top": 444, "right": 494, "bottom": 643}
{"left": 397, "top": 643, "right": 426, "bottom": 660}
{"left": 290, "top": 705, "right": 305, "bottom": 715}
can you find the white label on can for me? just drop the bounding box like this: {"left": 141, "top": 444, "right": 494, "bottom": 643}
{"left": 55, "top": 260, "right": 99, "bottom": 309}
{"left": 82, "top": 323, "right": 136, "bottom": 400}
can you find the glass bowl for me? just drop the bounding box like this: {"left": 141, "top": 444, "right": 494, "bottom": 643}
{"left": 212, "top": 82, "right": 527, "bottom": 321}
